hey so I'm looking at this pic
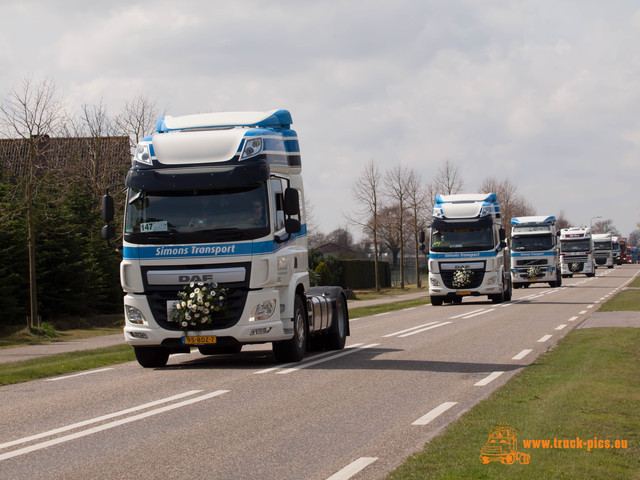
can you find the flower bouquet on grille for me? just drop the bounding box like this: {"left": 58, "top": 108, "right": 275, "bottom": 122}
{"left": 452, "top": 268, "right": 473, "bottom": 288}
{"left": 527, "top": 265, "right": 541, "bottom": 279}
{"left": 169, "top": 282, "right": 227, "bottom": 330}
{"left": 570, "top": 262, "right": 581, "bottom": 273}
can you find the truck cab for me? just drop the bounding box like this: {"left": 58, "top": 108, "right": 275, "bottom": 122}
{"left": 592, "top": 233, "right": 614, "bottom": 269}
{"left": 102, "top": 109, "right": 349, "bottom": 367}
{"left": 426, "top": 193, "right": 512, "bottom": 305}
{"left": 510, "top": 216, "right": 562, "bottom": 288}
{"left": 559, "top": 227, "right": 595, "bottom": 277}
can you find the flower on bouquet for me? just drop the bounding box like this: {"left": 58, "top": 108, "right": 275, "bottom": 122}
{"left": 452, "top": 268, "right": 473, "bottom": 288}
{"left": 169, "top": 282, "right": 227, "bottom": 330}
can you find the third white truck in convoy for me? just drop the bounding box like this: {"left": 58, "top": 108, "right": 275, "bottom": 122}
{"left": 559, "top": 227, "right": 595, "bottom": 277}
{"left": 425, "top": 193, "right": 512, "bottom": 305}
{"left": 592, "top": 233, "right": 615, "bottom": 269}
{"left": 510, "top": 216, "right": 562, "bottom": 288}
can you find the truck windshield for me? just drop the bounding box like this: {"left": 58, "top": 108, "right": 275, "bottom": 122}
{"left": 512, "top": 234, "right": 553, "bottom": 251}
{"left": 124, "top": 183, "right": 269, "bottom": 244}
{"left": 431, "top": 227, "right": 494, "bottom": 252}
{"left": 593, "top": 241, "right": 612, "bottom": 251}
{"left": 560, "top": 239, "right": 591, "bottom": 252}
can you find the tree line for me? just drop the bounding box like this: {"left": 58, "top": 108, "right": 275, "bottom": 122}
{"left": 0, "top": 76, "right": 160, "bottom": 329}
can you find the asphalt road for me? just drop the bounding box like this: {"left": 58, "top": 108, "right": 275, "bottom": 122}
{"left": 1, "top": 266, "right": 638, "bottom": 480}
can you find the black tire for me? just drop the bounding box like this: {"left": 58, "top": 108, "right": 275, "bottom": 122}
{"left": 504, "top": 280, "right": 512, "bottom": 301}
{"left": 430, "top": 296, "right": 443, "bottom": 306}
{"left": 273, "top": 295, "right": 307, "bottom": 363}
{"left": 453, "top": 296, "right": 463, "bottom": 304}
{"left": 325, "top": 295, "right": 347, "bottom": 350}
{"left": 134, "top": 346, "right": 169, "bottom": 368}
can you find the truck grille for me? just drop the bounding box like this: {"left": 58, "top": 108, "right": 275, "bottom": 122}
{"left": 515, "top": 259, "right": 548, "bottom": 267}
{"left": 141, "top": 262, "right": 251, "bottom": 331}
{"left": 440, "top": 266, "right": 485, "bottom": 289}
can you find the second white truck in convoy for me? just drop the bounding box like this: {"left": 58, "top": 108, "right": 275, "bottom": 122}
{"left": 592, "top": 233, "right": 615, "bottom": 269}
{"left": 559, "top": 227, "right": 595, "bottom": 277}
{"left": 425, "top": 193, "right": 512, "bottom": 305}
{"left": 510, "top": 216, "right": 562, "bottom": 289}
{"left": 102, "top": 109, "right": 350, "bottom": 367}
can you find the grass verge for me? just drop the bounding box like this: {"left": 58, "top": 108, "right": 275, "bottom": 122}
{"left": 386, "top": 327, "right": 640, "bottom": 479}
{"left": 0, "top": 345, "right": 135, "bottom": 386}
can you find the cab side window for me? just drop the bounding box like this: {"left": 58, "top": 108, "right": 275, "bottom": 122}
{"left": 270, "top": 178, "right": 286, "bottom": 231}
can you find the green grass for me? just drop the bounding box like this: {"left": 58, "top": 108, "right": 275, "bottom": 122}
{"left": 0, "top": 345, "right": 135, "bottom": 386}
{"left": 386, "top": 328, "right": 640, "bottom": 479}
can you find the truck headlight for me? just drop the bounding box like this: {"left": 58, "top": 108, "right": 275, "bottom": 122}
{"left": 125, "top": 305, "right": 146, "bottom": 325}
{"left": 250, "top": 300, "right": 276, "bottom": 321}
{"left": 134, "top": 144, "right": 152, "bottom": 166}
{"left": 430, "top": 277, "right": 441, "bottom": 287}
{"left": 240, "top": 137, "right": 263, "bottom": 160}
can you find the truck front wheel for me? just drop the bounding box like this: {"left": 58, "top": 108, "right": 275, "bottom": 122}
{"left": 134, "top": 346, "right": 169, "bottom": 368}
{"left": 273, "top": 295, "right": 307, "bottom": 363}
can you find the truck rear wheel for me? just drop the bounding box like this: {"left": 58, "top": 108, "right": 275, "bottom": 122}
{"left": 325, "top": 294, "right": 347, "bottom": 350}
{"left": 273, "top": 295, "right": 307, "bottom": 363}
{"left": 134, "top": 346, "right": 169, "bottom": 368}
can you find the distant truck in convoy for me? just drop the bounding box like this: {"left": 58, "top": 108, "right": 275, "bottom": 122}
{"left": 619, "top": 237, "right": 628, "bottom": 264}
{"left": 510, "top": 216, "right": 562, "bottom": 288}
{"left": 559, "top": 227, "right": 595, "bottom": 277}
{"left": 612, "top": 236, "right": 621, "bottom": 265}
{"left": 102, "top": 109, "right": 349, "bottom": 368}
{"left": 592, "top": 233, "right": 614, "bottom": 269}
{"left": 424, "top": 193, "right": 512, "bottom": 305}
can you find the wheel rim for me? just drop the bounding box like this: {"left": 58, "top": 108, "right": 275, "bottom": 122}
{"left": 294, "top": 307, "right": 305, "bottom": 348}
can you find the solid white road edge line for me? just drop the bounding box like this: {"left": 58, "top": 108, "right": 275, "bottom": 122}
{"left": 0, "top": 390, "right": 204, "bottom": 450}
{"left": 276, "top": 344, "right": 380, "bottom": 374}
{"left": 0, "top": 390, "right": 229, "bottom": 462}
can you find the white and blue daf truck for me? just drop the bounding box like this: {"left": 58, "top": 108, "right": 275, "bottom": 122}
{"left": 510, "top": 216, "right": 562, "bottom": 289}
{"left": 559, "top": 227, "right": 595, "bottom": 277}
{"left": 102, "top": 109, "right": 349, "bottom": 367}
{"left": 424, "top": 193, "right": 512, "bottom": 305}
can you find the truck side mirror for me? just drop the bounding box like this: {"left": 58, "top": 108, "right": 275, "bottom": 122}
{"left": 101, "top": 224, "right": 115, "bottom": 241}
{"left": 499, "top": 228, "right": 506, "bottom": 241}
{"left": 285, "top": 218, "right": 301, "bottom": 234}
{"left": 102, "top": 194, "right": 114, "bottom": 223}
{"left": 283, "top": 187, "right": 300, "bottom": 216}
{"left": 276, "top": 188, "right": 302, "bottom": 243}
{"left": 419, "top": 230, "right": 427, "bottom": 253}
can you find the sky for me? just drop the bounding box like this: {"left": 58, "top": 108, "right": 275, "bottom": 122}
{"left": 2, "top": 0, "right": 640, "bottom": 238}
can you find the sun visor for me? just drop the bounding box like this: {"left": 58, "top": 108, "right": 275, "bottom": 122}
{"left": 432, "top": 216, "right": 494, "bottom": 230}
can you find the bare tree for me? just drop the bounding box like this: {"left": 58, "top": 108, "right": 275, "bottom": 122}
{"left": 480, "top": 177, "right": 535, "bottom": 229}
{"left": 115, "top": 93, "right": 161, "bottom": 151}
{"left": 406, "top": 169, "right": 429, "bottom": 288}
{"left": 431, "top": 159, "right": 464, "bottom": 196}
{"left": 384, "top": 165, "right": 411, "bottom": 288}
{"left": 0, "top": 76, "right": 65, "bottom": 328}
{"left": 348, "top": 160, "right": 383, "bottom": 291}
{"left": 592, "top": 219, "right": 619, "bottom": 236}
{"left": 556, "top": 210, "right": 572, "bottom": 230}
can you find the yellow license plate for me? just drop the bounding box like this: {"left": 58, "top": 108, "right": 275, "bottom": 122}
{"left": 457, "top": 291, "right": 471, "bottom": 296}
{"left": 183, "top": 335, "right": 217, "bottom": 345}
